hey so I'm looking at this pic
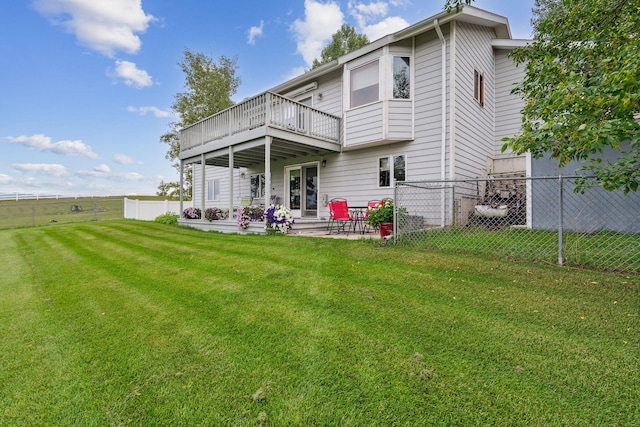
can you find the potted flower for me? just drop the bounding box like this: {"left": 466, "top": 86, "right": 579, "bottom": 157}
{"left": 264, "top": 204, "right": 295, "bottom": 233}
{"left": 366, "top": 199, "right": 404, "bottom": 237}
{"left": 183, "top": 207, "right": 201, "bottom": 219}
{"left": 204, "top": 207, "right": 228, "bottom": 221}
{"left": 236, "top": 205, "right": 264, "bottom": 230}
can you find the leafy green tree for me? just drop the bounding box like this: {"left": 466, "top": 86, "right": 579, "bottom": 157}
{"left": 311, "top": 25, "right": 369, "bottom": 69}
{"left": 444, "top": 0, "right": 474, "bottom": 12}
{"left": 159, "top": 48, "right": 241, "bottom": 198}
{"left": 504, "top": 0, "right": 639, "bottom": 193}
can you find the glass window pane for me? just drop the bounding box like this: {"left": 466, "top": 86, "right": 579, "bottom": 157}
{"left": 393, "top": 155, "right": 406, "bottom": 182}
{"left": 351, "top": 60, "right": 379, "bottom": 108}
{"left": 207, "top": 180, "right": 213, "bottom": 201}
{"left": 393, "top": 56, "right": 410, "bottom": 99}
{"left": 379, "top": 157, "right": 390, "bottom": 187}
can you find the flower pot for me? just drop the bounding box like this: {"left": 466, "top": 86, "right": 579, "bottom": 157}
{"left": 379, "top": 222, "right": 393, "bottom": 238}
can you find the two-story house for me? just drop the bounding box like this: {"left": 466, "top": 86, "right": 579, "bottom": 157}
{"left": 178, "top": 5, "right": 531, "bottom": 232}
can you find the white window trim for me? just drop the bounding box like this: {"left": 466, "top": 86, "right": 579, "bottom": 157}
{"left": 391, "top": 55, "right": 412, "bottom": 101}
{"left": 473, "top": 69, "right": 485, "bottom": 107}
{"left": 207, "top": 179, "right": 220, "bottom": 201}
{"left": 377, "top": 154, "right": 407, "bottom": 188}
{"left": 250, "top": 173, "right": 266, "bottom": 199}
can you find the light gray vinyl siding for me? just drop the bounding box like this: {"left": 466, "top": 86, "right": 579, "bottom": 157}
{"left": 344, "top": 102, "right": 384, "bottom": 147}
{"left": 283, "top": 69, "right": 343, "bottom": 118}
{"left": 494, "top": 49, "right": 525, "bottom": 157}
{"left": 411, "top": 27, "right": 449, "bottom": 181}
{"left": 453, "top": 22, "right": 496, "bottom": 180}
{"left": 387, "top": 100, "right": 413, "bottom": 140}
{"left": 192, "top": 164, "right": 249, "bottom": 210}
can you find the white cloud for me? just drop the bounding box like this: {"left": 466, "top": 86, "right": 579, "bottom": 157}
{"left": 248, "top": 20, "right": 264, "bottom": 45}
{"left": 127, "top": 105, "right": 170, "bottom": 117}
{"left": 34, "top": 0, "right": 155, "bottom": 57}
{"left": 110, "top": 60, "right": 153, "bottom": 88}
{"left": 94, "top": 164, "right": 111, "bottom": 173}
{"left": 5, "top": 134, "right": 98, "bottom": 159}
{"left": 0, "top": 174, "right": 13, "bottom": 184}
{"left": 361, "top": 16, "right": 409, "bottom": 41}
{"left": 12, "top": 163, "right": 69, "bottom": 177}
{"left": 348, "top": 1, "right": 409, "bottom": 41}
{"left": 349, "top": 1, "right": 389, "bottom": 29}
{"left": 76, "top": 168, "right": 143, "bottom": 181}
{"left": 113, "top": 154, "right": 137, "bottom": 164}
{"left": 292, "top": 0, "right": 344, "bottom": 67}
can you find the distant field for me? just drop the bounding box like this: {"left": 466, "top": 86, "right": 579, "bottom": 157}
{"left": 0, "top": 196, "right": 173, "bottom": 229}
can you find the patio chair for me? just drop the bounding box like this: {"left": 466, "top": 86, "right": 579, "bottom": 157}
{"left": 327, "top": 198, "right": 353, "bottom": 235}
{"left": 240, "top": 196, "right": 253, "bottom": 207}
{"left": 363, "top": 200, "right": 384, "bottom": 233}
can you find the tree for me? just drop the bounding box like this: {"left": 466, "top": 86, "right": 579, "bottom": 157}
{"left": 504, "top": 0, "right": 640, "bottom": 193}
{"left": 311, "top": 25, "right": 369, "bottom": 69}
{"left": 444, "top": 0, "right": 474, "bottom": 12}
{"left": 159, "top": 48, "right": 241, "bottom": 198}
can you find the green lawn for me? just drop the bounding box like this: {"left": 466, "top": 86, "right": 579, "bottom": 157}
{"left": 1, "top": 220, "right": 638, "bottom": 426}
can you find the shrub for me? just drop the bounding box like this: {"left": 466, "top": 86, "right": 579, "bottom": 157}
{"left": 237, "top": 205, "right": 264, "bottom": 230}
{"left": 154, "top": 212, "right": 179, "bottom": 225}
{"left": 204, "top": 207, "right": 229, "bottom": 221}
{"left": 183, "top": 207, "right": 201, "bottom": 219}
{"left": 366, "top": 199, "right": 406, "bottom": 228}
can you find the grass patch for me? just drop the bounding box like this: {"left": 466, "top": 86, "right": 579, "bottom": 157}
{"left": 398, "top": 227, "right": 640, "bottom": 273}
{"left": 0, "top": 196, "right": 126, "bottom": 229}
{"left": 1, "top": 221, "right": 638, "bottom": 425}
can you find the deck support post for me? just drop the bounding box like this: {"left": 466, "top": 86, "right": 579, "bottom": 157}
{"left": 265, "top": 136, "right": 272, "bottom": 207}
{"left": 229, "top": 146, "right": 235, "bottom": 215}
{"left": 200, "top": 154, "right": 206, "bottom": 216}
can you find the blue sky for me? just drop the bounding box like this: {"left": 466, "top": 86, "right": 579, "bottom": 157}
{"left": 0, "top": 0, "right": 534, "bottom": 197}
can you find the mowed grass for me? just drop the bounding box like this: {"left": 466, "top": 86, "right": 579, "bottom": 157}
{"left": 1, "top": 221, "right": 638, "bottom": 426}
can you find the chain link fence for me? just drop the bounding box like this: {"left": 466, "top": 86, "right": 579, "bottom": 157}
{"left": 0, "top": 197, "right": 124, "bottom": 230}
{"left": 394, "top": 176, "right": 640, "bottom": 274}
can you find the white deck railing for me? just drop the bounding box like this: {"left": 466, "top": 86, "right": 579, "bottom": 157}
{"left": 180, "top": 92, "right": 341, "bottom": 151}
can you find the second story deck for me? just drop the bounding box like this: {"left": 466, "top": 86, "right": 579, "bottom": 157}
{"left": 179, "top": 92, "right": 342, "bottom": 165}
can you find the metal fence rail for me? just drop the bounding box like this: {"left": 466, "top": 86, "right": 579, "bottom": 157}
{"left": 395, "top": 176, "right": 640, "bottom": 274}
{"left": 0, "top": 197, "right": 124, "bottom": 230}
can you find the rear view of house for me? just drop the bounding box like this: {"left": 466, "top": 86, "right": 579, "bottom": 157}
{"left": 178, "top": 5, "right": 530, "bottom": 232}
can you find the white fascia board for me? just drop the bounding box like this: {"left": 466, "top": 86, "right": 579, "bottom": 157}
{"left": 492, "top": 39, "right": 531, "bottom": 49}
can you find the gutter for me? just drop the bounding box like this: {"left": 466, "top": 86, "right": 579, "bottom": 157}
{"left": 434, "top": 19, "right": 447, "bottom": 228}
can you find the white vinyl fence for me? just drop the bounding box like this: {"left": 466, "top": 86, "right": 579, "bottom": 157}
{"left": 123, "top": 198, "right": 190, "bottom": 221}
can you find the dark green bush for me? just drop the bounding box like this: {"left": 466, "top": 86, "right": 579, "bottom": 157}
{"left": 154, "top": 212, "right": 179, "bottom": 225}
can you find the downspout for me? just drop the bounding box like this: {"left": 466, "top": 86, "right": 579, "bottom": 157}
{"left": 434, "top": 19, "right": 446, "bottom": 228}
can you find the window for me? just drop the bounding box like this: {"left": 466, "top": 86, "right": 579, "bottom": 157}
{"left": 474, "top": 69, "right": 484, "bottom": 106}
{"left": 207, "top": 179, "right": 220, "bottom": 201}
{"left": 393, "top": 56, "right": 410, "bottom": 99}
{"left": 250, "top": 173, "right": 265, "bottom": 198}
{"left": 350, "top": 60, "right": 379, "bottom": 108}
{"left": 378, "top": 155, "right": 406, "bottom": 187}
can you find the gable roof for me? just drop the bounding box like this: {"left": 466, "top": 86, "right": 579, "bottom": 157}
{"left": 271, "top": 5, "right": 514, "bottom": 94}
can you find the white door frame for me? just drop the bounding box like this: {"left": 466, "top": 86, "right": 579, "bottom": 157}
{"left": 284, "top": 162, "right": 320, "bottom": 218}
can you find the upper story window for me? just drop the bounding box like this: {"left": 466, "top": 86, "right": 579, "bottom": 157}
{"left": 474, "top": 69, "right": 485, "bottom": 106}
{"left": 393, "top": 56, "right": 410, "bottom": 99}
{"left": 350, "top": 60, "right": 379, "bottom": 108}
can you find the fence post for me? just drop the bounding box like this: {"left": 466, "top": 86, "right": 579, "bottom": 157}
{"left": 558, "top": 176, "right": 564, "bottom": 266}
{"left": 393, "top": 184, "right": 398, "bottom": 245}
